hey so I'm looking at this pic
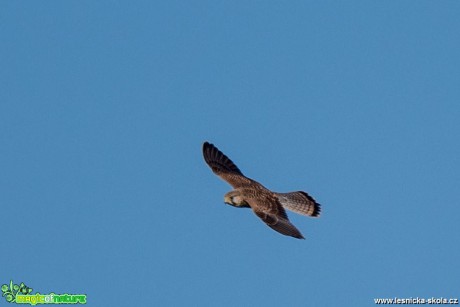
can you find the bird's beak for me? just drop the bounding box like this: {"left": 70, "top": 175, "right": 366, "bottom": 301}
{"left": 224, "top": 195, "right": 231, "bottom": 205}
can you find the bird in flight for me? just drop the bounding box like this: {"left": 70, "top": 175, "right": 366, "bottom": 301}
{"left": 202, "top": 141, "right": 321, "bottom": 239}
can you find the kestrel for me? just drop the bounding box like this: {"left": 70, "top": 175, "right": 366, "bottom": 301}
{"left": 203, "top": 141, "right": 321, "bottom": 239}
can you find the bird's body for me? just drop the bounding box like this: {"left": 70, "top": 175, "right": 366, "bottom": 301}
{"left": 202, "top": 141, "right": 321, "bottom": 239}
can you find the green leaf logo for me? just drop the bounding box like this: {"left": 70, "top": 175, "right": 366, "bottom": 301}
{"left": 1, "top": 280, "right": 17, "bottom": 303}
{"left": 1, "top": 280, "right": 32, "bottom": 303}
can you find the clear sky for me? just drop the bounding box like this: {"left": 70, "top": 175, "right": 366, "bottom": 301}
{"left": 1, "top": 1, "right": 459, "bottom": 306}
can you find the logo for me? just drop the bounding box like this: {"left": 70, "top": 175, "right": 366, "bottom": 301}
{"left": 1, "top": 280, "right": 86, "bottom": 305}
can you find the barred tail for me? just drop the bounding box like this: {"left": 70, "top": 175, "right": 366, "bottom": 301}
{"left": 275, "top": 191, "right": 321, "bottom": 217}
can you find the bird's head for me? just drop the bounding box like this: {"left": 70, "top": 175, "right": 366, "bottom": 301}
{"left": 224, "top": 190, "right": 250, "bottom": 208}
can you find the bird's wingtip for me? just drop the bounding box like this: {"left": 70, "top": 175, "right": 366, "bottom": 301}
{"left": 203, "top": 141, "right": 213, "bottom": 150}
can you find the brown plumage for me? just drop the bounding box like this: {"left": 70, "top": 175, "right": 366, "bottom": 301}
{"left": 203, "top": 141, "right": 321, "bottom": 239}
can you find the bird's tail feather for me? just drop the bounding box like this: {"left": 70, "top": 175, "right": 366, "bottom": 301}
{"left": 275, "top": 191, "right": 321, "bottom": 217}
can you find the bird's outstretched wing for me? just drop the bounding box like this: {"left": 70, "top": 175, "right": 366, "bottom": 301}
{"left": 249, "top": 195, "right": 305, "bottom": 239}
{"left": 203, "top": 142, "right": 255, "bottom": 188}
{"left": 275, "top": 191, "right": 321, "bottom": 217}
{"left": 253, "top": 208, "right": 305, "bottom": 239}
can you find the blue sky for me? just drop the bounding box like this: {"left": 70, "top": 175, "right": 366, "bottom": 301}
{"left": 1, "top": 1, "right": 459, "bottom": 306}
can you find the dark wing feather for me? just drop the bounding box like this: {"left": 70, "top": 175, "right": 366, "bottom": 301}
{"left": 249, "top": 195, "right": 305, "bottom": 239}
{"left": 203, "top": 142, "right": 254, "bottom": 188}
{"left": 275, "top": 191, "right": 321, "bottom": 217}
